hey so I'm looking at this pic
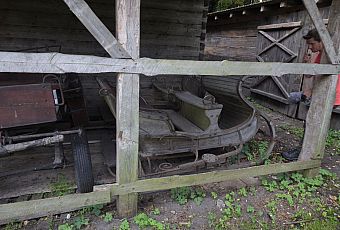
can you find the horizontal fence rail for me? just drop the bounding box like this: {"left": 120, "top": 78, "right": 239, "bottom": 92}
{"left": 0, "top": 52, "right": 339, "bottom": 76}
{"left": 0, "top": 160, "right": 321, "bottom": 224}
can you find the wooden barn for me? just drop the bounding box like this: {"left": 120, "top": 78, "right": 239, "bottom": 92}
{"left": 0, "top": 0, "right": 339, "bottom": 224}
{"left": 0, "top": 0, "right": 209, "bottom": 122}
{"left": 205, "top": 0, "right": 340, "bottom": 129}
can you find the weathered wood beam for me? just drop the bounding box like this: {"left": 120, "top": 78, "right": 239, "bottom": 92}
{"left": 300, "top": 0, "right": 340, "bottom": 175}
{"left": 115, "top": 0, "right": 140, "bottom": 217}
{"left": 0, "top": 52, "right": 339, "bottom": 76}
{"left": 301, "top": 0, "right": 338, "bottom": 64}
{"left": 63, "top": 0, "right": 131, "bottom": 59}
{"left": 257, "top": 21, "right": 302, "bottom": 30}
{"left": 0, "top": 160, "right": 320, "bottom": 225}
{"left": 0, "top": 188, "right": 111, "bottom": 225}
{"left": 111, "top": 160, "right": 321, "bottom": 195}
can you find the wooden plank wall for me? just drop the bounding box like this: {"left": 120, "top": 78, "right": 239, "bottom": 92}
{"left": 204, "top": 6, "right": 340, "bottom": 129}
{"left": 205, "top": 7, "right": 329, "bottom": 61}
{"left": 0, "top": 0, "right": 205, "bottom": 119}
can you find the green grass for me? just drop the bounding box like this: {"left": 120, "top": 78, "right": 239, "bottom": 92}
{"left": 50, "top": 174, "right": 74, "bottom": 197}
{"left": 242, "top": 140, "right": 269, "bottom": 162}
{"left": 170, "top": 186, "right": 206, "bottom": 205}
{"left": 279, "top": 124, "right": 304, "bottom": 139}
{"left": 279, "top": 125, "right": 340, "bottom": 155}
{"left": 326, "top": 129, "right": 340, "bottom": 154}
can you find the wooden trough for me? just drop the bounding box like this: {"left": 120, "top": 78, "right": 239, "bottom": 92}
{"left": 0, "top": 0, "right": 339, "bottom": 224}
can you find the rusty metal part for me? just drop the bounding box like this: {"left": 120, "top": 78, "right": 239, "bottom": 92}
{"left": 97, "top": 78, "right": 117, "bottom": 118}
{"left": 202, "top": 153, "right": 218, "bottom": 163}
{"left": 43, "top": 74, "right": 65, "bottom": 106}
{"left": 145, "top": 144, "right": 243, "bottom": 177}
{"left": 159, "top": 162, "right": 173, "bottom": 171}
{"left": 0, "top": 135, "right": 64, "bottom": 157}
{"left": 6, "top": 129, "right": 81, "bottom": 142}
{"left": 0, "top": 83, "right": 57, "bottom": 129}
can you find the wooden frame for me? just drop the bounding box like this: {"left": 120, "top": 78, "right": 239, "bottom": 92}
{"left": 0, "top": 0, "right": 339, "bottom": 223}
{"left": 0, "top": 52, "right": 338, "bottom": 76}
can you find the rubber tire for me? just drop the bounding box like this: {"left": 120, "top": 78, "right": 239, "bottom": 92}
{"left": 72, "top": 129, "right": 94, "bottom": 193}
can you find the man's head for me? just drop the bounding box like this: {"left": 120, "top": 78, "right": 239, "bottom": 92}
{"left": 303, "top": 29, "right": 323, "bottom": 53}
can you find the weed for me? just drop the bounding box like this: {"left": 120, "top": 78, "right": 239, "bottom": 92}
{"left": 292, "top": 209, "right": 313, "bottom": 227}
{"left": 276, "top": 193, "right": 294, "bottom": 206}
{"left": 211, "top": 191, "right": 218, "bottom": 200}
{"left": 242, "top": 140, "right": 269, "bottom": 162}
{"left": 207, "top": 212, "right": 217, "bottom": 228}
{"left": 50, "top": 174, "right": 74, "bottom": 196}
{"left": 73, "top": 215, "right": 89, "bottom": 230}
{"left": 224, "top": 191, "right": 235, "bottom": 203}
{"left": 257, "top": 141, "right": 269, "bottom": 161}
{"left": 234, "top": 204, "right": 242, "bottom": 217}
{"left": 134, "top": 213, "right": 164, "bottom": 230}
{"left": 238, "top": 187, "right": 248, "bottom": 197}
{"left": 319, "top": 168, "right": 337, "bottom": 180}
{"left": 151, "top": 207, "right": 161, "bottom": 215}
{"left": 279, "top": 125, "right": 304, "bottom": 139}
{"left": 170, "top": 187, "right": 191, "bottom": 205}
{"left": 279, "top": 179, "right": 292, "bottom": 190}
{"left": 266, "top": 200, "right": 277, "bottom": 222}
{"left": 101, "top": 212, "right": 113, "bottom": 223}
{"left": 4, "top": 222, "right": 23, "bottom": 230}
{"left": 119, "top": 219, "right": 130, "bottom": 230}
{"left": 261, "top": 179, "right": 278, "bottom": 192}
{"left": 246, "top": 205, "right": 255, "bottom": 214}
{"left": 90, "top": 204, "right": 104, "bottom": 216}
{"left": 326, "top": 129, "right": 340, "bottom": 154}
{"left": 303, "top": 219, "right": 338, "bottom": 230}
{"left": 242, "top": 144, "right": 253, "bottom": 161}
{"left": 249, "top": 187, "right": 257, "bottom": 196}
{"left": 190, "top": 188, "right": 206, "bottom": 205}
{"left": 170, "top": 187, "right": 206, "bottom": 205}
{"left": 47, "top": 217, "right": 55, "bottom": 230}
{"left": 58, "top": 223, "right": 74, "bottom": 230}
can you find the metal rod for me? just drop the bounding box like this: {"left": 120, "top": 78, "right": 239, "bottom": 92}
{"left": 0, "top": 135, "right": 64, "bottom": 157}
{"left": 8, "top": 129, "right": 81, "bottom": 142}
{"left": 96, "top": 78, "right": 117, "bottom": 119}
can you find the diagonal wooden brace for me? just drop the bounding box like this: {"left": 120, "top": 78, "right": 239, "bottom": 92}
{"left": 63, "top": 0, "right": 131, "bottom": 59}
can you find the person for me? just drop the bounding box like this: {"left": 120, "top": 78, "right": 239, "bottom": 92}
{"left": 282, "top": 29, "right": 340, "bottom": 161}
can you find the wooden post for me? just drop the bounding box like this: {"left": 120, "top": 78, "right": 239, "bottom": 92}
{"left": 300, "top": 0, "right": 340, "bottom": 177}
{"left": 115, "top": 0, "right": 140, "bottom": 217}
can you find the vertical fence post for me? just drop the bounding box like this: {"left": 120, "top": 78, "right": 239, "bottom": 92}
{"left": 116, "top": 0, "right": 140, "bottom": 217}
{"left": 300, "top": 0, "right": 339, "bottom": 177}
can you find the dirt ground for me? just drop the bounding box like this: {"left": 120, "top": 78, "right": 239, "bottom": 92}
{"left": 1, "top": 107, "right": 339, "bottom": 230}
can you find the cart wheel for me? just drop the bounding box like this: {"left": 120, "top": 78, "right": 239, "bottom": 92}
{"left": 72, "top": 129, "right": 94, "bottom": 193}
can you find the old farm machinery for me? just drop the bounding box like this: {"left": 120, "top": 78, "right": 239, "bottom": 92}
{"left": 97, "top": 76, "right": 275, "bottom": 176}
{"left": 0, "top": 74, "right": 94, "bottom": 193}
